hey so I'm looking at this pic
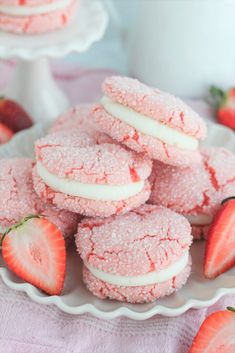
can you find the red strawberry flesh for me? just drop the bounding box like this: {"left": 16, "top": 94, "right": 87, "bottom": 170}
{"left": 2, "top": 217, "right": 66, "bottom": 295}
{"left": 189, "top": 310, "right": 235, "bottom": 353}
{"left": 204, "top": 199, "right": 235, "bottom": 279}
{"left": 217, "top": 108, "right": 235, "bottom": 131}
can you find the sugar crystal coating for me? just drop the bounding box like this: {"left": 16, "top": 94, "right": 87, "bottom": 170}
{"left": 92, "top": 104, "right": 202, "bottom": 166}
{"left": 82, "top": 258, "right": 192, "bottom": 304}
{"left": 150, "top": 147, "right": 235, "bottom": 239}
{"left": 102, "top": 76, "right": 207, "bottom": 138}
{"left": 35, "top": 130, "right": 152, "bottom": 185}
{"left": 76, "top": 204, "right": 192, "bottom": 303}
{"left": 0, "top": 158, "right": 79, "bottom": 239}
{"left": 76, "top": 204, "right": 192, "bottom": 276}
{"left": 33, "top": 168, "right": 151, "bottom": 217}
{"left": 49, "top": 104, "right": 92, "bottom": 134}
{"left": 0, "top": 0, "right": 77, "bottom": 34}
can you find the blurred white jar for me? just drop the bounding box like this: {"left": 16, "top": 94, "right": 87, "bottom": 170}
{"left": 126, "top": 0, "right": 235, "bottom": 98}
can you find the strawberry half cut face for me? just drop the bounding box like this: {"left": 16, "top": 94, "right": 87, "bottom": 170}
{"left": 204, "top": 197, "right": 235, "bottom": 279}
{"left": 189, "top": 308, "right": 235, "bottom": 353}
{"left": 1, "top": 216, "right": 66, "bottom": 296}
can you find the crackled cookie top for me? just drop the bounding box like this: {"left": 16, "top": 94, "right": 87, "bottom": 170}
{"left": 150, "top": 147, "right": 235, "bottom": 218}
{"left": 76, "top": 204, "right": 192, "bottom": 276}
{"left": 50, "top": 104, "right": 92, "bottom": 133}
{"left": 35, "top": 130, "right": 152, "bottom": 185}
{"left": 0, "top": 158, "right": 79, "bottom": 237}
{"left": 102, "top": 76, "right": 207, "bottom": 139}
{"left": 0, "top": 0, "right": 77, "bottom": 35}
{"left": 90, "top": 76, "right": 207, "bottom": 166}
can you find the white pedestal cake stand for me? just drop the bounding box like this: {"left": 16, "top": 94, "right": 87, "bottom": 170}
{"left": 0, "top": 0, "right": 108, "bottom": 123}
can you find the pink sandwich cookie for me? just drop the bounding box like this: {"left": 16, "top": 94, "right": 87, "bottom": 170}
{"left": 0, "top": 158, "right": 79, "bottom": 242}
{"left": 76, "top": 204, "right": 192, "bottom": 303}
{"left": 50, "top": 105, "right": 115, "bottom": 146}
{"left": 91, "top": 76, "right": 207, "bottom": 167}
{"left": 0, "top": 0, "right": 78, "bottom": 34}
{"left": 49, "top": 104, "right": 92, "bottom": 134}
{"left": 150, "top": 147, "right": 235, "bottom": 240}
{"left": 33, "top": 130, "right": 152, "bottom": 218}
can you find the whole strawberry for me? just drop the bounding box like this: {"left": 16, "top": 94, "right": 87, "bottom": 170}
{"left": 209, "top": 86, "right": 235, "bottom": 131}
{"left": 189, "top": 307, "right": 235, "bottom": 353}
{"left": 0, "top": 97, "right": 33, "bottom": 133}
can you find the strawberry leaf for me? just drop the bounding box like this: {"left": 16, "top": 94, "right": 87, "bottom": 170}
{"left": 0, "top": 214, "right": 43, "bottom": 246}
{"left": 221, "top": 196, "right": 235, "bottom": 205}
{"left": 208, "top": 86, "right": 226, "bottom": 109}
{"left": 227, "top": 306, "right": 235, "bottom": 312}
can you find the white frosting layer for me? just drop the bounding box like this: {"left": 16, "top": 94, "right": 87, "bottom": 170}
{"left": 0, "top": 0, "right": 72, "bottom": 16}
{"left": 101, "top": 96, "right": 198, "bottom": 151}
{"left": 85, "top": 252, "right": 189, "bottom": 287}
{"left": 36, "top": 162, "right": 144, "bottom": 201}
{"left": 184, "top": 214, "right": 212, "bottom": 225}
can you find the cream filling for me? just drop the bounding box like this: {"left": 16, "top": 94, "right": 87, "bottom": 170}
{"left": 36, "top": 161, "right": 144, "bottom": 201}
{"left": 101, "top": 96, "right": 198, "bottom": 151}
{"left": 184, "top": 214, "right": 213, "bottom": 226}
{"left": 85, "top": 252, "right": 189, "bottom": 287}
{"left": 0, "top": 0, "right": 72, "bottom": 16}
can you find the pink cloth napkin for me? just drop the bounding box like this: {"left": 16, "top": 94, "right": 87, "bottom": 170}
{"left": 0, "top": 61, "right": 234, "bottom": 353}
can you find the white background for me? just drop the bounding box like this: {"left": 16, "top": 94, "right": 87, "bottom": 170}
{"left": 66, "top": 0, "right": 139, "bottom": 73}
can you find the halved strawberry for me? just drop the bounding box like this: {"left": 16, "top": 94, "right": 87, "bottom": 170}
{"left": 1, "top": 215, "right": 66, "bottom": 295}
{"left": 209, "top": 86, "right": 235, "bottom": 130}
{"left": 189, "top": 307, "right": 235, "bottom": 353}
{"left": 0, "top": 97, "right": 33, "bottom": 133}
{"left": 204, "top": 197, "right": 235, "bottom": 279}
{"left": 0, "top": 122, "right": 14, "bottom": 144}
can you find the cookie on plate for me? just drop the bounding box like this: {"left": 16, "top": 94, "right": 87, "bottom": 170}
{"left": 33, "top": 130, "right": 152, "bottom": 217}
{"left": 75, "top": 204, "right": 192, "bottom": 303}
{"left": 0, "top": 0, "right": 78, "bottom": 34}
{"left": 49, "top": 104, "right": 92, "bottom": 134}
{"left": 91, "top": 76, "right": 207, "bottom": 167}
{"left": 150, "top": 147, "right": 235, "bottom": 240}
{"left": 0, "top": 158, "right": 79, "bottom": 242}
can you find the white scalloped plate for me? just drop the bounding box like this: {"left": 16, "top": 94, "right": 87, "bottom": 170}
{"left": 0, "top": 121, "right": 234, "bottom": 320}
{"left": 0, "top": 0, "right": 108, "bottom": 60}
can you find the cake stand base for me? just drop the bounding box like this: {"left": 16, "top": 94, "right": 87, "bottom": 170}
{"left": 2, "top": 58, "right": 69, "bottom": 123}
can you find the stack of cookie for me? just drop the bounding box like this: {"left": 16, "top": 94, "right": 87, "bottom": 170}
{"left": 4, "top": 76, "right": 235, "bottom": 303}
{"left": 30, "top": 76, "right": 191, "bottom": 303}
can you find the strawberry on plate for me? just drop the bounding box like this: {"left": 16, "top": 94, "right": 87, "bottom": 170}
{"left": 189, "top": 307, "right": 235, "bottom": 353}
{"left": 0, "top": 122, "right": 14, "bottom": 144}
{"left": 1, "top": 215, "right": 66, "bottom": 296}
{"left": 209, "top": 86, "right": 235, "bottom": 131}
{"left": 204, "top": 197, "right": 235, "bottom": 279}
{"left": 0, "top": 97, "right": 33, "bottom": 133}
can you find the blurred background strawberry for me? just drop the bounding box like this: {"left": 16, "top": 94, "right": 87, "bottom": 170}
{"left": 209, "top": 86, "right": 235, "bottom": 131}
{"left": 0, "top": 97, "right": 33, "bottom": 134}
{"left": 0, "top": 122, "right": 13, "bottom": 144}
{"left": 0, "top": 97, "right": 33, "bottom": 145}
